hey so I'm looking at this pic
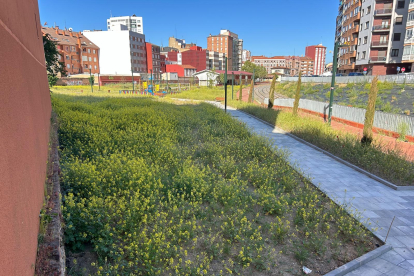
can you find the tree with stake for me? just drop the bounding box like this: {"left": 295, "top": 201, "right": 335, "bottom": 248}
{"left": 293, "top": 72, "right": 302, "bottom": 115}
{"left": 361, "top": 76, "right": 379, "bottom": 145}
{"left": 248, "top": 78, "right": 254, "bottom": 103}
{"left": 268, "top": 74, "right": 278, "bottom": 109}
{"left": 238, "top": 74, "right": 243, "bottom": 101}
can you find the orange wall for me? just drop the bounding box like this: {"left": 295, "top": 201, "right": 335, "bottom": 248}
{"left": 0, "top": 0, "right": 51, "bottom": 275}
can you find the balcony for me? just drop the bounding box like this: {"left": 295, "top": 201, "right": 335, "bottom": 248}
{"left": 374, "top": 9, "right": 393, "bottom": 16}
{"left": 369, "top": 56, "right": 387, "bottom": 63}
{"left": 341, "top": 63, "right": 355, "bottom": 70}
{"left": 409, "top": 2, "right": 414, "bottom": 10}
{"left": 351, "top": 25, "right": 360, "bottom": 33}
{"left": 402, "top": 54, "right": 414, "bottom": 61}
{"left": 405, "top": 36, "right": 414, "bottom": 44}
{"left": 371, "top": 41, "right": 388, "bottom": 47}
{"left": 407, "top": 20, "right": 414, "bottom": 27}
{"left": 372, "top": 25, "right": 391, "bottom": 32}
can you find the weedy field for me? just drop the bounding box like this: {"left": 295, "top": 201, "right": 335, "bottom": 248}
{"left": 53, "top": 94, "right": 379, "bottom": 276}
{"left": 275, "top": 81, "right": 414, "bottom": 116}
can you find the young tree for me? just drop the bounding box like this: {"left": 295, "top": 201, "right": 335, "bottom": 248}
{"left": 207, "top": 67, "right": 217, "bottom": 88}
{"left": 293, "top": 71, "right": 302, "bottom": 115}
{"left": 361, "top": 76, "right": 379, "bottom": 145}
{"left": 218, "top": 73, "right": 226, "bottom": 85}
{"left": 248, "top": 79, "right": 254, "bottom": 103}
{"left": 43, "top": 33, "right": 66, "bottom": 86}
{"left": 238, "top": 77, "right": 243, "bottom": 101}
{"left": 268, "top": 74, "right": 278, "bottom": 109}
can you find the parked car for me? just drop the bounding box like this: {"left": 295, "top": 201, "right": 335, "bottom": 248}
{"left": 348, "top": 72, "right": 364, "bottom": 76}
{"left": 336, "top": 73, "right": 345, "bottom": 76}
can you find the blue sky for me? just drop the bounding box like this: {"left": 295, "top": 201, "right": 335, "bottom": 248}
{"left": 39, "top": 0, "right": 337, "bottom": 62}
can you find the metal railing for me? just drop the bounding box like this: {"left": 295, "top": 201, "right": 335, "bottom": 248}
{"left": 402, "top": 54, "right": 414, "bottom": 61}
{"left": 371, "top": 41, "right": 388, "bottom": 47}
{"left": 372, "top": 25, "right": 391, "bottom": 31}
{"left": 374, "top": 9, "right": 393, "bottom": 15}
{"left": 369, "top": 56, "right": 387, "bottom": 62}
{"left": 409, "top": 2, "right": 414, "bottom": 9}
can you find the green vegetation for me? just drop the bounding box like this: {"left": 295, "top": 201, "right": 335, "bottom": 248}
{"left": 397, "top": 122, "right": 410, "bottom": 141}
{"left": 248, "top": 79, "right": 253, "bottom": 103}
{"left": 54, "top": 95, "right": 378, "bottom": 275}
{"left": 230, "top": 101, "right": 414, "bottom": 186}
{"left": 362, "top": 76, "right": 379, "bottom": 145}
{"left": 43, "top": 33, "right": 66, "bottom": 87}
{"left": 241, "top": 61, "right": 267, "bottom": 79}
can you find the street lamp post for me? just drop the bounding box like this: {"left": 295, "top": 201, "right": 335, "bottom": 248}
{"left": 232, "top": 72, "right": 234, "bottom": 100}
{"left": 132, "top": 67, "right": 134, "bottom": 93}
{"left": 150, "top": 69, "right": 153, "bottom": 92}
{"left": 224, "top": 57, "right": 228, "bottom": 113}
{"left": 328, "top": 41, "right": 346, "bottom": 125}
{"left": 252, "top": 68, "right": 255, "bottom": 102}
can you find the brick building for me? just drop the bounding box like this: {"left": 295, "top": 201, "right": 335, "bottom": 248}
{"left": 42, "top": 27, "right": 100, "bottom": 75}
{"left": 299, "top": 56, "right": 314, "bottom": 76}
{"left": 207, "top": 29, "right": 243, "bottom": 71}
{"left": 305, "top": 44, "right": 327, "bottom": 75}
{"left": 146, "top": 42, "right": 161, "bottom": 80}
{"left": 181, "top": 46, "right": 208, "bottom": 72}
{"left": 251, "top": 56, "right": 286, "bottom": 74}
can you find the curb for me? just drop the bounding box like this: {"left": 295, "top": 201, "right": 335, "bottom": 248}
{"left": 323, "top": 244, "right": 392, "bottom": 276}
{"left": 236, "top": 109, "right": 414, "bottom": 191}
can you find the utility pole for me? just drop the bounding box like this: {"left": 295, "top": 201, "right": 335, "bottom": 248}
{"left": 150, "top": 69, "right": 153, "bottom": 93}
{"left": 132, "top": 67, "right": 134, "bottom": 93}
{"left": 232, "top": 72, "right": 234, "bottom": 100}
{"left": 252, "top": 68, "right": 255, "bottom": 102}
{"left": 328, "top": 41, "right": 345, "bottom": 125}
{"left": 224, "top": 57, "right": 228, "bottom": 113}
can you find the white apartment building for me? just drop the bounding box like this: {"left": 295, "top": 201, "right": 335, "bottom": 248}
{"left": 83, "top": 29, "right": 147, "bottom": 75}
{"left": 251, "top": 56, "right": 286, "bottom": 74}
{"left": 107, "top": 15, "right": 143, "bottom": 34}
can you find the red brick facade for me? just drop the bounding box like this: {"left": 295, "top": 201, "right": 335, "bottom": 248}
{"left": 42, "top": 27, "right": 100, "bottom": 75}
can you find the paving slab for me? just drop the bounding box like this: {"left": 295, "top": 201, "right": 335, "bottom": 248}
{"left": 212, "top": 105, "right": 414, "bottom": 276}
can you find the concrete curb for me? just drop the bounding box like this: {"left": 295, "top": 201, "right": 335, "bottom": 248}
{"left": 236, "top": 109, "right": 414, "bottom": 191}
{"left": 323, "top": 244, "right": 393, "bottom": 276}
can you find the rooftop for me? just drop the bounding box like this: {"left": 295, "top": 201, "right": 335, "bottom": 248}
{"left": 42, "top": 27, "right": 99, "bottom": 49}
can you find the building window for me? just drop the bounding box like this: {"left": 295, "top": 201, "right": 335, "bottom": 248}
{"left": 357, "top": 52, "right": 360, "bottom": 60}
{"left": 397, "top": 1, "right": 405, "bottom": 9}
{"left": 362, "top": 51, "right": 366, "bottom": 59}
{"left": 391, "top": 49, "right": 399, "bottom": 57}
{"left": 67, "top": 64, "right": 70, "bottom": 68}
{"left": 396, "top": 16, "right": 403, "bottom": 25}
{"left": 363, "top": 36, "right": 368, "bottom": 44}
{"left": 88, "top": 49, "right": 91, "bottom": 53}
{"left": 93, "top": 49, "right": 96, "bottom": 54}
{"left": 394, "top": 33, "right": 401, "bottom": 41}
{"left": 365, "top": 21, "right": 369, "bottom": 29}
{"left": 367, "top": 6, "right": 371, "bottom": 14}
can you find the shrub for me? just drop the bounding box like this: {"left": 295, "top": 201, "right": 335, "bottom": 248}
{"left": 362, "top": 76, "right": 378, "bottom": 145}
{"left": 293, "top": 72, "right": 302, "bottom": 115}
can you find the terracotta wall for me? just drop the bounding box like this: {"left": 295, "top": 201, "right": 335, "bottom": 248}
{"left": 0, "top": 0, "right": 51, "bottom": 275}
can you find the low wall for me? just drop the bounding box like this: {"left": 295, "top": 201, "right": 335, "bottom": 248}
{"left": 271, "top": 98, "right": 414, "bottom": 139}
{"left": 281, "top": 74, "right": 414, "bottom": 84}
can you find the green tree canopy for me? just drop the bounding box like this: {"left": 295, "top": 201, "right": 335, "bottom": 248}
{"left": 241, "top": 61, "right": 268, "bottom": 80}
{"left": 43, "top": 33, "right": 66, "bottom": 86}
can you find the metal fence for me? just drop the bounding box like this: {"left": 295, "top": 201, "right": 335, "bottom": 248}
{"left": 268, "top": 98, "right": 414, "bottom": 136}
{"left": 281, "top": 74, "right": 414, "bottom": 84}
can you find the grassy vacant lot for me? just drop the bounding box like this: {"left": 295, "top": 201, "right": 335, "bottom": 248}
{"left": 53, "top": 94, "right": 378, "bottom": 275}
{"left": 230, "top": 101, "right": 414, "bottom": 186}
{"left": 275, "top": 82, "right": 414, "bottom": 116}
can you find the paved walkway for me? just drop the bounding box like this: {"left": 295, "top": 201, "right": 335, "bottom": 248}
{"left": 215, "top": 103, "right": 414, "bottom": 276}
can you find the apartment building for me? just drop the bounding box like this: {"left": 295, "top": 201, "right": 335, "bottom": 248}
{"left": 42, "top": 27, "right": 100, "bottom": 75}
{"left": 83, "top": 29, "right": 146, "bottom": 75}
{"left": 168, "top": 37, "right": 196, "bottom": 52}
{"left": 146, "top": 43, "right": 161, "bottom": 80}
{"left": 251, "top": 56, "right": 286, "bottom": 74}
{"left": 299, "top": 57, "right": 314, "bottom": 76}
{"left": 402, "top": 1, "right": 414, "bottom": 70}
{"left": 337, "top": 0, "right": 409, "bottom": 75}
{"left": 285, "top": 56, "right": 301, "bottom": 76}
{"left": 242, "top": 49, "right": 251, "bottom": 63}
{"left": 305, "top": 44, "right": 327, "bottom": 75}
{"left": 107, "top": 15, "right": 143, "bottom": 34}
{"left": 207, "top": 29, "right": 243, "bottom": 71}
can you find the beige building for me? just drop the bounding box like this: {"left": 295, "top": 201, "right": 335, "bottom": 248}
{"left": 168, "top": 37, "right": 196, "bottom": 52}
